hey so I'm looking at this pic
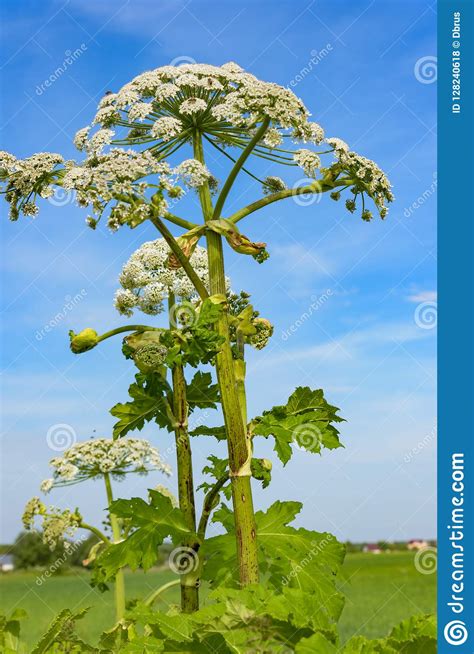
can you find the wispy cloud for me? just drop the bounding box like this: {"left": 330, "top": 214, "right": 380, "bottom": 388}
{"left": 406, "top": 289, "right": 437, "bottom": 303}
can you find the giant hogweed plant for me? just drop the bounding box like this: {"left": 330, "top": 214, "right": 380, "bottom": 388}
{"left": 0, "top": 63, "right": 435, "bottom": 652}
{"left": 22, "top": 437, "right": 172, "bottom": 623}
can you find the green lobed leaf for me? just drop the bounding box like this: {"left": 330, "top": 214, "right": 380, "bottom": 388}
{"left": 296, "top": 632, "right": 338, "bottom": 653}
{"left": 186, "top": 371, "right": 219, "bottom": 410}
{"left": 31, "top": 608, "right": 93, "bottom": 654}
{"left": 95, "top": 491, "right": 192, "bottom": 579}
{"left": 252, "top": 386, "right": 344, "bottom": 464}
{"left": 110, "top": 373, "right": 173, "bottom": 437}
{"left": 203, "top": 500, "right": 346, "bottom": 638}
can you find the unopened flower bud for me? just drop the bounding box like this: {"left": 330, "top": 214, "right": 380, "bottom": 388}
{"left": 69, "top": 328, "right": 99, "bottom": 354}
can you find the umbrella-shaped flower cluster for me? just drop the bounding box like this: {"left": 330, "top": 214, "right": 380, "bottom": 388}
{"left": 115, "top": 238, "right": 212, "bottom": 316}
{"left": 40, "top": 437, "right": 171, "bottom": 489}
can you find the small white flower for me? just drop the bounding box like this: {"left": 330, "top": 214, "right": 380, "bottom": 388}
{"left": 73, "top": 127, "right": 90, "bottom": 151}
{"left": 263, "top": 128, "right": 283, "bottom": 148}
{"left": 115, "top": 238, "right": 213, "bottom": 316}
{"left": 179, "top": 97, "right": 208, "bottom": 115}
{"left": 293, "top": 149, "right": 321, "bottom": 177}
{"left": 40, "top": 478, "right": 54, "bottom": 493}
{"left": 326, "top": 137, "right": 349, "bottom": 153}
{"left": 151, "top": 117, "right": 183, "bottom": 141}
{"left": 175, "top": 159, "right": 211, "bottom": 188}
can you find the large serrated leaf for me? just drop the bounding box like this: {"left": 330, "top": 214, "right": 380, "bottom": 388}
{"left": 186, "top": 371, "right": 219, "bottom": 410}
{"left": 252, "top": 386, "right": 344, "bottom": 464}
{"left": 203, "top": 501, "right": 345, "bottom": 635}
{"left": 110, "top": 374, "right": 172, "bottom": 437}
{"left": 96, "top": 491, "right": 192, "bottom": 579}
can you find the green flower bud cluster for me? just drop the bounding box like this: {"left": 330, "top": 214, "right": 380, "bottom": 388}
{"left": 133, "top": 343, "right": 169, "bottom": 373}
{"left": 249, "top": 318, "right": 274, "bottom": 350}
{"left": 227, "top": 291, "right": 274, "bottom": 352}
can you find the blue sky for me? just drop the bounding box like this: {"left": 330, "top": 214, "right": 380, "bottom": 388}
{"left": 0, "top": 0, "right": 437, "bottom": 544}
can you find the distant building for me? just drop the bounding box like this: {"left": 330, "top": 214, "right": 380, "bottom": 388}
{"left": 363, "top": 544, "right": 382, "bottom": 554}
{"left": 0, "top": 554, "right": 14, "bottom": 572}
{"left": 407, "top": 539, "right": 429, "bottom": 551}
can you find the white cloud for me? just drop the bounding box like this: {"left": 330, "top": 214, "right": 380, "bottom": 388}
{"left": 406, "top": 290, "right": 437, "bottom": 303}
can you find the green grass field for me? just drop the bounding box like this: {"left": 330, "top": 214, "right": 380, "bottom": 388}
{"left": 0, "top": 552, "right": 436, "bottom": 647}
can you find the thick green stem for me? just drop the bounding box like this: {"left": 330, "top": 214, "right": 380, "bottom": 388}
{"left": 104, "top": 473, "right": 126, "bottom": 622}
{"left": 212, "top": 117, "right": 270, "bottom": 219}
{"left": 197, "top": 474, "right": 229, "bottom": 541}
{"left": 169, "top": 295, "right": 199, "bottom": 613}
{"left": 234, "top": 357, "right": 247, "bottom": 428}
{"left": 97, "top": 325, "right": 162, "bottom": 343}
{"left": 228, "top": 177, "right": 355, "bottom": 224}
{"left": 149, "top": 215, "right": 209, "bottom": 300}
{"left": 193, "top": 132, "right": 259, "bottom": 587}
{"left": 79, "top": 522, "right": 111, "bottom": 545}
{"left": 163, "top": 211, "right": 198, "bottom": 230}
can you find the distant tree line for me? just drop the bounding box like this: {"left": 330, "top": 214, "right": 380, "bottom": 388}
{"left": 4, "top": 532, "right": 174, "bottom": 571}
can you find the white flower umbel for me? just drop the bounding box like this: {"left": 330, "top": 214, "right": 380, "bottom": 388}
{"left": 41, "top": 437, "right": 171, "bottom": 487}
{"left": 62, "top": 149, "right": 178, "bottom": 231}
{"left": 293, "top": 149, "right": 321, "bottom": 177}
{"left": 22, "top": 497, "right": 82, "bottom": 550}
{"left": 115, "top": 238, "right": 211, "bottom": 316}
{"left": 73, "top": 63, "right": 326, "bottom": 161}
{"left": 0, "top": 151, "right": 64, "bottom": 220}
{"left": 175, "top": 159, "right": 211, "bottom": 189}
{"left": 1, "top": 63, "right": 394, "bottom": 222}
